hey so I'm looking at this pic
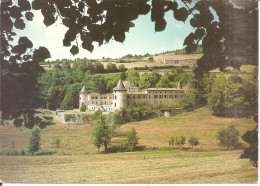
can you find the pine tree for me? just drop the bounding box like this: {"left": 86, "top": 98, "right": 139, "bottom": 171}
{"left": 28, "top": 127, "right": 41, "bottom": 155}
{"left": 80, "top": 102, "right": 86, "bottom": 112}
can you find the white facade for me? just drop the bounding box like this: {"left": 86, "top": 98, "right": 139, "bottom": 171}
{"left": 79, "top": 79, "right": 185, "bottom": 112}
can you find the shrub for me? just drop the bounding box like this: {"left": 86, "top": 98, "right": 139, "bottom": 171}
{"left": 80, "top": 102, "right": 86, "bottom": 112}
{"left": 169, "top": 135, "right": 186, "bottom": 149}
{"left": 64, "top": 114, "right": 77, "bottom": 122}
{"left": 148, "top": 56, "right": 154, "bottom": 62}
{"left": 216, "top": 125, "right": 240, "bottom": 149}
{"left": 54, "top": 139, "right": 61, "bottom": 148}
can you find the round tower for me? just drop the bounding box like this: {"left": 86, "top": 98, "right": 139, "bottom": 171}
{"left": 79, "top": 85, "right": 88, "bottom": 110}
{"left": 112, "top": 79, "right": 127, "bottom": 111}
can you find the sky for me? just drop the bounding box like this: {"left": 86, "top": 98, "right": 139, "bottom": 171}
{"left": 15, "top": 8, "right": 195, "bottom": 60}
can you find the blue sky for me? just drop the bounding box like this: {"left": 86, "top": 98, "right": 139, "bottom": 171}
{"left": 16, "top": 9, "right": 195, "bottom": 60}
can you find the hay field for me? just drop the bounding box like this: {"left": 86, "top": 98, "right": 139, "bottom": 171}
{"left": 0, "top": 107, "right": 257, "bottom": 183}
{"left": 0, "top": 150, "right": 257, "bottom": 183}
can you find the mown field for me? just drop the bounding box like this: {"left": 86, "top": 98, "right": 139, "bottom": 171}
{"left": 0, "top": 150, "right": 257, "bottom": 183}
{"left": 0, "top": 107, "right": 258, "bottom": 183}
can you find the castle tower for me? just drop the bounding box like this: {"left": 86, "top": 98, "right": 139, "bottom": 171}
{"left": 177, "top": 81, "right": 182, "bottom": 89}
{"left": 79, "top": 85, "right": 88, "bottom": 110}
{"left": 112, "top": 79, "right": 127, "bottom": 111}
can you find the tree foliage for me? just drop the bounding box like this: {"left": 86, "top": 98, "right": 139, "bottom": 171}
{"left": 1, "top": 0, "right": 257, "bottom": 129}
{"left": 28, "top": 126, "right": 41, "bottom": 155}
{"left": 92, "top": 115, "right": 113, "bottom": 153}
{"left": 169, "top": 135, "right": 186, "bottom": 149}
{"left": 216, "top": 125, "right": 240, "bottom": 150}
{"left": 207, "top": 74, "right": 245, "bottom": 116}
{"left": 80, "top": 102, "right": 86, "bottom": 112}
{"left": 240, "top": 115, "right": 258, "bottom": 167}
{"left": 188, "top": 136, "right": 199, "bottom": 149}
{"left": 124, "top": 128, "right": 139, "bottom": 151}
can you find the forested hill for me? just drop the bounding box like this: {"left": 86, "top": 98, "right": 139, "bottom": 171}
{"left": 38, "top": 59, "right": 193, "bottom": 111}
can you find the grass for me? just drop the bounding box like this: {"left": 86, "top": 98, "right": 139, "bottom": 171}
{"left": 0, "top": 106, "right": 257, "bottom": 183}
{"left": 0, "top": 150, "right": 257, "bottom": 183}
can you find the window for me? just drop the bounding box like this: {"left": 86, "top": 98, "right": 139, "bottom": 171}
{"left": 138, "top": 95, "right": 140, "bottom": 98}
{"left": 133, "top": 95, "right": 135, "bottom": 98}
{"left": 79, "top": 97, "right": 81, "bottom": 100}
{"left": 91, "top": 97, "right": 94, "bottom": 99}
{"left": 149, "top": 92, "right": 151, "bottom": 93}
{"left": 96, "top": 102, "right": 98, "bottom": 104}
{"left": 115, "top": 95, "right": 117, "bottom": 100}
{"left": 159, "top": 95, "right": 162, "bottom": 98}
{"left": 165, "top": 92, "right": 167, "bottom": 93}
{"left": 104, "top": 97, "right": 107, "bottom": 99}
{"left": 160, "top": 92, "right": 162, "bottom": 93}
{"left": 164, "top": 95, "right": 168, "bottom": 98}
{"left": 95, "top": 96, "right": 98, "bottom": 99}
{"left": 101, "top": 97, "right": 103, "bottom": 99}
{"left": 175, "top": 95, "right": 178, "bottom": 98}
{"left": 105, "top": 102, "right": 106, "bottom": 105}
{"left": 115, "top": 103, "right": 116, "bottom": 107}
{"left": 154, "top": 95, "right": 158, "bottom": 98}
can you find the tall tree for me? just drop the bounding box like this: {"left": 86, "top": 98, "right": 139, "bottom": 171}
{"left": 28, "top": 126, "right": 41, "bottom": 155}
{"left": 92, "top": 115, "right": 113, "bottom": 152}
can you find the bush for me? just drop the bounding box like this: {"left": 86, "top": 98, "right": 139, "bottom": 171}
{"left": 21, "top": 149, "right": 25, "bottom": 155}
{"left": 64, "top": 114, "right": 77, "bottom": 122}
{"left": 169, "top": 135, "right": 186, "bottom": 149}
{"left": 148, "top": 56, "right": 154, "bottom": 62}
{"left": 54, "top": 138, "right": 61, "bottom": 148}
{"left": 80, "top": 103, "right": 86, "bottom": 112}
{"left": 216, "top": 125, "right": 240, "bottom": 149}
{"left": 34, "top": 149, "right": 56, "bottom": 155}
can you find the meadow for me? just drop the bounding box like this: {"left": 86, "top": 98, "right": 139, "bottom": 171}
{"left": 0, "top": 107, "right": 257, "bottom": 183}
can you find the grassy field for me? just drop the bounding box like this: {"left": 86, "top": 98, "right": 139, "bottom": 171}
{"left": 0, "top": 150, "right": 257, "bottom": 183}
{"left": 0, "top": 107, "right": 257, "bottom": 183}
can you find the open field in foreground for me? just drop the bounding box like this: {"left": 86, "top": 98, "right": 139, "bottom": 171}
{"left": 0, "top": 150, "right": 257, "bottom": 183}
{"left": 0, "top": 107, "right": 257, "bottom": 183}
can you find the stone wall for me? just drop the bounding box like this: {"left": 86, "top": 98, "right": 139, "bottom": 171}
{"left": 54, "top": 111, "right": 90, "bottom": 124}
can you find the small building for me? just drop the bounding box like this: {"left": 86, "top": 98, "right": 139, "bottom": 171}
{"left": 79, "top": 79, "right": 185, "bottom": 112}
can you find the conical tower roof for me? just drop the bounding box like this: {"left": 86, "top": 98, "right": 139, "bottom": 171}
{"left": 113, "top": 79, "right": 126, "bottom": 91}
{"left": 79, "top": 85, "right": 88, "bottom": 94}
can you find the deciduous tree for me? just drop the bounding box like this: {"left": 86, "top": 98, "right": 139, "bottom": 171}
{"left": 216, "top": 125, "right": 240, "bottom": 150}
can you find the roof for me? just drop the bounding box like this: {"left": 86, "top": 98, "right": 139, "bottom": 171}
{"left": 127, "top": 92, "right": 147, "bottom": 95}
{"left": 113, "top": 79, "right": 127, "bottom": 91}
{"left": 145, "top": 88, "right": 182, "bottom": 91}
{"left": 177, "top": 81, "right": 182, "bottom": 89}
{"left": 79, "top": 85, "right": 88, "bottom": 94}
